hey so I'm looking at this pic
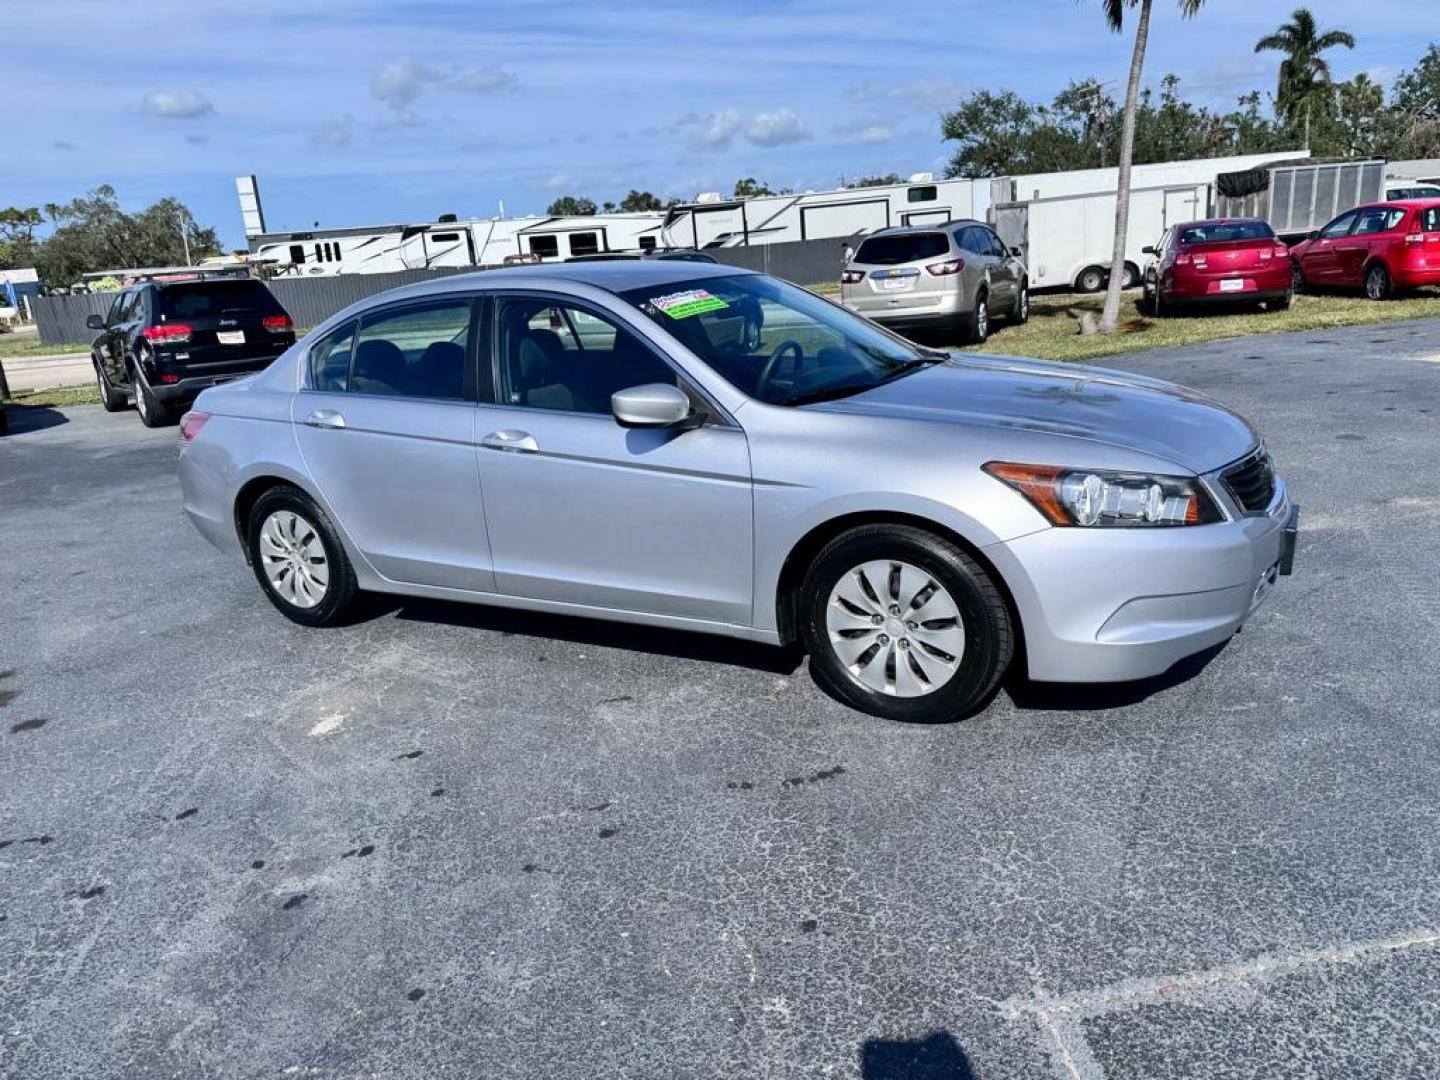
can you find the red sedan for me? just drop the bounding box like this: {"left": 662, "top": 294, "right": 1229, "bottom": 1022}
{"left": 1290, "top": 199, "right": 1440, "bottom": 299}
{"left": 1141, "top": 218, "right": 1292, "bottom": 315}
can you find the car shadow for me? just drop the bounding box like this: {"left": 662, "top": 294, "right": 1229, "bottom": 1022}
{"left": 0, "top": 404, "right": 70, "bottom": 436}
{"left": 382, "top": 595, "right": 805, "bottom": 676}
{"left": 1004, "top": 640, "right": 1229, "bottom": 712}
{"left": 860, "top": 1030, "right": 974, "bottom": 1079}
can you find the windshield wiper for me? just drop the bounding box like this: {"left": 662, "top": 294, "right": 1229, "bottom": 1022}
{"left": 877, "top": 354, "right": 946, "bottom": 383}
{"left": 780, "top": 383, "right": 877, "bottom": 406}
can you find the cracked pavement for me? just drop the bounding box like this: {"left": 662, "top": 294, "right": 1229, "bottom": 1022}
{"left": 2, "top": 317, "right": 1439, "bottom": 1078}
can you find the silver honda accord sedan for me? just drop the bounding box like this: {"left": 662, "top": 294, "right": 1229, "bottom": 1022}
{"left": 177, "top": 261, "right": 1298, "bottom": 723}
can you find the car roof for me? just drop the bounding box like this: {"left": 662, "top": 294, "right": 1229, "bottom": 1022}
{"left": 1376, "top": 197, "right": 1440, "bottom": 209}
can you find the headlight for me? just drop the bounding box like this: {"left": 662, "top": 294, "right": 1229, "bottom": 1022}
{"left": 983, "top": 462, "right": 1223, "bottom": 527}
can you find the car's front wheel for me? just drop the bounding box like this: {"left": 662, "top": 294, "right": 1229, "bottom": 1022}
{"left": 1011, "top": 280, "right": 1030, "bottom": 325}
{"left": 799, "top": 525, "right": 1014, "bottom": 722}
{"left": 246, "top": 487, "right": 358, "bottom": 627}
{"left": 966, "top": 291, "right": 990, "bottom": 345}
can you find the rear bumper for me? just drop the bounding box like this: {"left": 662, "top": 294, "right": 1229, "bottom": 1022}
{"left": 1393, "top": 264, "right": 1440, "bottom": 289}
{"left": 987, "top": 480, "right": 1294, "bottom": 683}
{"left": 1163, "top": 268, "right": 1291, "bottom": 301}
{"left": 842, "top": 291, "right": 965, "bottom": 329}
{"left": 148, "top": 362, "right": 277, "bottom": 402}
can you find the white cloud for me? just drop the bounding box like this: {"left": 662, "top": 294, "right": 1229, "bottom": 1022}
{"left": 746, "top": 108, "right": 810, "bottom": 147}
{"left": 373, "top": 58, "right": 517, "bottom": 111}
{"left": 833, "top": 119, "right": 896, "bottom": 145}
{"left": 543, "top": 171, "right": 574, "bottom": 191}
{"left": 452, "top": 66, "right": 518, "bottom": 95}
{"left": 676, "top": 109, "right": 743, "bottom": 152}
{"left": 311, "top": 114, "right": 355, "bottom": 149}
{"left": 142, "top": 89, "right": 214, "bottom": 119}
{"left": 373, "top": 58, "right": 442, "bottom": 110}
{"left": 844, "top": 79, "right": 964, "bottom": 111}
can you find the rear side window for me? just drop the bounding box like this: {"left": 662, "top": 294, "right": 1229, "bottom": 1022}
{"left": 158, "top": 280, "right": 284, "bottom": 321}
{"left": 855, "top": 232, "right": 948, "bottom": 265}
{"left": 308, "top": 322, "right": 355, "bottom": 393}
{"left": 1178, "top": 221, "right": 1274, "bottom": 244}
{"left": 351, "top": 301, "right": 474, "bottom": 400}
{"left": 1352, "top": 207, "right": 1405, "bottom": 235}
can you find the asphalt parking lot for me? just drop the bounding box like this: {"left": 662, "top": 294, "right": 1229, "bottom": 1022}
{"left": 3, "top": 318, "right": 1439, "bottom": 1079}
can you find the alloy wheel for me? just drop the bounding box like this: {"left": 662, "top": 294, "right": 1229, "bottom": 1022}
{"left": 975, "top": 299, "right": 989, "bottom": 340}
{"left": 259, "top": 510, "right": 330, "bottom": 609}
{"left": 1366, "top": 266, "right": 1388, "bottom": 300}
{"left": 825, "top": 559, "right": 965, "bottom": 697}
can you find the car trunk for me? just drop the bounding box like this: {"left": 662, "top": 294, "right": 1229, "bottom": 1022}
{"left": 1179, "top": 238, "right": 1280, "bottom": 279}
{"left": 153, "top": 281, "right": 293, "bottom": 374}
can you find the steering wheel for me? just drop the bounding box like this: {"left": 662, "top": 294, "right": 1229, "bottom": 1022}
{"left": 755, "top": 340, "right": 805, "bottom": 398}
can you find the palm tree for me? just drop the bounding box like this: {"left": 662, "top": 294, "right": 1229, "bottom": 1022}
{"left": 1254, "top": 8, "right": 1355, "bottom": 149}
{"left": 1096, "top": 0, "right": 1206, "bottom": 335}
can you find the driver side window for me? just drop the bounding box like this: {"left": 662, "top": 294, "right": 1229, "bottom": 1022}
{"left": 1319, "top": 213, "right": 1357, "bottom": 239}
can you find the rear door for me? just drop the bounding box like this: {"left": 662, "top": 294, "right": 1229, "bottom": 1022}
{"left": 1343, "top": 206, "right": 1404, "bottom": 284}
{"left": 1302, "top": 211, "right": 1357, "bottom": 285}
{"left": 291, "top": 297, "right": 494, "bottom": 592}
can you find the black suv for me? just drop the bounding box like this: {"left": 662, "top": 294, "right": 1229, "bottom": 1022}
{"left": 88, "top": 274, "right": 296, "bottom": 426}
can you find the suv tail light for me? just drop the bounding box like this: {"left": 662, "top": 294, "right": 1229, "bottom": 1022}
{"left": 263, "top": 314, "right": 294, "bottom": 333}
{"left": 142, "top": 323, "right": 192, "bottom": 344}
{"left": 841, "top": 270, "right": 865, "bottom": 284}
{"left": 178, "top": 410, "right": 211, "bottom": 443}
{"left": 925, "top": 259, "right": 965, "bottom": 276}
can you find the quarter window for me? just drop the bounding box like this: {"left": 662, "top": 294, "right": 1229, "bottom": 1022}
{"left": 496, "top": 298, "right": 675, "bottom": 415}
{"left": 1421, "top": 208, "right": 1440, "bottom": 234}
{"left": 350, "top": 301, "right": 474, "bottom": 400}
{"left": 308, "top": 321, "right": 355, "bottom": 393}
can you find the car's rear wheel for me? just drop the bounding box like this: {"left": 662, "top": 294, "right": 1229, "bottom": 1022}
{"left": 1364, "top": 262, "right": 1392, "bottom": 301}
{"left": 131, "top": 358, "right": 174, "bottom": 428}
{"left": 966, "top": 290, "right": 990, "bottom": 344}
{"left": 799, "top": 525, "right": 1014, "bottom": 723}
{"left": 246, "top": 487, "right": 358, "bottom": 627}
{"left": 94, "top": 357, "right": 126, "bottom": 412}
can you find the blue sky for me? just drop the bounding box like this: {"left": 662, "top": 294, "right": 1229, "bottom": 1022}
{"left": 6, "top": 0, "right": 1427, "bottom": 249}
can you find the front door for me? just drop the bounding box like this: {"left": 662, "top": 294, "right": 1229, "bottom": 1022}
{"left": 476, "top": 295, "right": 753, "bottom": 626}
{"left": 1302, "top": 211, "right": 1357, "bottom": 285}
{"left": 291, "top": 297, "right": 494, "bottom": 593}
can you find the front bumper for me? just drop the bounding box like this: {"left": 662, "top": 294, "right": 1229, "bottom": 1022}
{"left": 988, "top": 479, "right": 1296, "bottom": 683}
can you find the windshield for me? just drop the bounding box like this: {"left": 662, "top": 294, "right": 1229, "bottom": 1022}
{"left": 620, "top": 274, "right": 938, "bottom": 406}
{"left": 1178, "top": 221, "right": 1274, "bottom": 244}
{"left": 158, "top": 280, "right": 284, "bottom": 320}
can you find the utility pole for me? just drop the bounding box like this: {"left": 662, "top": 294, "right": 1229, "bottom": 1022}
{"left": 176, "top": 206, "right": 192, "bottom": 266}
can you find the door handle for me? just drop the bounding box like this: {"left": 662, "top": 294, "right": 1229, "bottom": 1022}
{"left": 481, "top": 429, "right": 538, "bottom": 453}
{"left": 303, "top": 409, "right": 346, "bottom": 429}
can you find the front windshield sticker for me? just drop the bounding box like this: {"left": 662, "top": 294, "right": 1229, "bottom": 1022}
{"left": 650, "top": 289, "right": 729, "bottom": 320}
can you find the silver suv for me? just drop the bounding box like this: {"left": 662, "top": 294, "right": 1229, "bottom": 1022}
{"left": 841, "top": 221, "right": 1028, "bottom": 344}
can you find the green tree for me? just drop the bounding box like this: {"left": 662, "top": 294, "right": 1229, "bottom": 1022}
{"left": 847, "top": 173, "right": 904, "bottom": 188}
{"left": 1389, "top": 44, "right": 1440, "bottom": 158}
{"left": 1323, "top": 73, "right": 1386, "bottom": 157}
{"left": 618, "top": 189, "right": 664, "bottom": 212}
{"left": 0, "top": 206, "right": 43, "bottom": 270}
{"left": 732, "top": 178, "right": 774, "bottom": 198}
{"left": 1095, "top": 0, "right": 1207, "bottom": 336}
{"left": 1253, "top": 8, "right": 1355, "bottom": 149}
{"left": 34, "top": 186, "right": 220, "bottom": 288}
{"left": 546, "top": 195, "right": 598, "bottom": 216}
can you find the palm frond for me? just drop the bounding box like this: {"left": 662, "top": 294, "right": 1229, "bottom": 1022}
{"left": 1254, "top": 32, "right": 1291, "bottom": 54}
{"left": 1101, "top": 0, "right": 1128, "bottom": 32}
{"left": 1315, "top": 30, "right": 1356, "bottom": 50}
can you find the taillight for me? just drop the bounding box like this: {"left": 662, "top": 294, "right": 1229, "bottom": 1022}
{"left": 263, "top": 314, "right": 293, "bottom": 333}
{"left": 925, "top": 259, "right": 965, "bottom": 276}
{"left": 841, "top": 270, "right": 865, "bottom": 284}
{"left": 179, "top": 410, "right": 211, "bottom": 443}
{"left": 158, "top": 373, "right": 180, "bottom": 384}
{"left": 1405, "top": 217, "right": 1424, "bottom": 245}
{"left": 1174, "top": 252, "right": 1191, "bottom": 266}
{"left": 141, "top": 323, "right": 192, "bottom": 344}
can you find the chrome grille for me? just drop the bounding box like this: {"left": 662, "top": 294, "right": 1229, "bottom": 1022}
{"left": 1222, "top": 449, "right": 1276, "bottom": 513}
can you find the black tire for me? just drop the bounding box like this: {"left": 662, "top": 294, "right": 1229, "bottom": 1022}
{"left": 131, "top": 363, "right": 172, "bottom": 427}
{"left": 1291, "top": 259, "right": 1305, "bottom": 295}
{"left": 1270, "top": 288, "right": 1293, "bottom": 312}
{"left": 1121, "top": 262, "right": 1141, "bottom": 289}
{"left": 799, "top": 525, "right": 1014, "bottom": 723}
{"left": 965, "top": 290, "right": 990, "bottom": 345}
{"left": 94, "top": 356, "right": 127, "bottom": 412}
{"left": 246, "top": 486, "right": 359, "bottom": 627}
{"left": 1151, "top": 285, "right": 1167, "bottom": 318}
{"left": 1364, "top": 262, "right": 1393, "bottom": 301}
{"left": 1010, "top": 280, "right": 1030, "bottom": 325}
{"left": 1076, "top": 266, "right": 1105, "bottom": 293}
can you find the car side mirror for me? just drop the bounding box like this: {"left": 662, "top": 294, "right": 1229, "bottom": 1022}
{"left": 1009, "top": 246, "right": 1023, "bottom": 258}
{"left": 612, "top": 383, "right": 697, "bottom": 429}
{"left": 86, "top": 314, "right": 105, "bottom": 330}
{"left": 1141, "top": 245, "right": 1156, "bottom": 255}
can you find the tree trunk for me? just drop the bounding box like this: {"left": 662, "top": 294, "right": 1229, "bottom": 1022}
{"left": 1303, "top": 103, "right": 1311, "bottom": 150}
{"left": 1099, "top": 0, "right": 1153, "bottom": 334}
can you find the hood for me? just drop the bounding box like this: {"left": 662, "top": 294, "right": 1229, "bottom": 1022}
{"left": 810, "top": 352, "right": 1258, "bottom": 473}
